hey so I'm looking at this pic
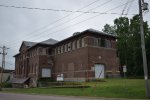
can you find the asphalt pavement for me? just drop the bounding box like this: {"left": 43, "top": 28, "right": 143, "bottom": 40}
{"left": 0, "top": 93, "right": 147, "bottom": 100}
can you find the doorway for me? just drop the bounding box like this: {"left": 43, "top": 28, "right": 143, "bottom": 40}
{"left": 94, "top": 64, "right": 105, "bottom": 79}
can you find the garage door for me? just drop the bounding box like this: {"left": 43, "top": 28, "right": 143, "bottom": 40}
{"left": 94, "top": 64, "right": 104, "bottom": 79}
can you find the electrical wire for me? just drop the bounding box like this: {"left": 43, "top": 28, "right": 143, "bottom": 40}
{"left": 121, "top": 0, "right": 131, "bottom": 17}
{"left": 5, "top": 0, "right": 113, "bottom": 47}
{"left": 2, "top": 0, "right": 102, "bottom": 45}
{"left": 0, "top": 2, "right": 124, "bottom": 14}
{"left": 125, "top": 0, "right": 136, "bottom": 16}
{"left": 7, "top": 1, "right": 135, "bottom": 49}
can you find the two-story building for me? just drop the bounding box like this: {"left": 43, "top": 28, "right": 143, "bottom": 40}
{"left": 54, "top": 29, "right": 119, "bottom": 82}
{"left": 13, "top": 29, "right": 119, "bottom": 87}
{"left": 13, "top": 39, "right": 58, "bottom": 87}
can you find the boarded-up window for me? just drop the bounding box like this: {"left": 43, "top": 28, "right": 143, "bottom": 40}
{"left": 93, "top": 38, "right": 98, "bottom": 46}
{"left": 68, "top": 43, "right": 71, "bottom": 51}
{"left": 98, "top": 38, "right": 101, "bottom": 47}
{"left": 72, "top": 41, "right": 76, "bottom": 50}
{"left": 106, "top": 39, "right": 111, "bottom": 48}
{"left": 77, "top": 39, "right": 80, "bottom": 48}
{"left": 55, "top": 48, "right": 57, "bottom": 55}
{"left": 63, "top": 45, "right": 65, "bottom": 52}
{"left": 39, "top": 48, "right": 43, "bottom": 54}
{"left": 59, "top": 46, "right": 61, "bottom": 54}
{"left": 42, "top": 68, "right": 51, "bottom": 77}
{"left": 65, "top": 44, "right": 67, "bottom": 52}
{"left": 70, "top": 42, "right": 73, "bottom": 50}
{"left": 81, "top": 38, "right": 85, "bottom": 47}
{"left": 61, "top": 45, "right": 64, "bottom": 53}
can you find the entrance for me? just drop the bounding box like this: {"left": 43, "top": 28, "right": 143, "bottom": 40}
{"left": 94, "top": 64, "right": 105, "bottom": 79}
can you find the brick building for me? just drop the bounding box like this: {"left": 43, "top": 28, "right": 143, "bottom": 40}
{"left": 13, "top": 29, "right": 119, "bottom": 87}
{"left": 13, "top": 39, "right": 58, "bottom": 87}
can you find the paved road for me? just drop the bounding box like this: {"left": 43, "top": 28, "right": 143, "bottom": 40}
{"left": 0, "top": 93, "right": 145, "bottom": 100}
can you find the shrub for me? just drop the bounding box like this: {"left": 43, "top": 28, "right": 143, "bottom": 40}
{"left": 0, "top": 82, "right": 12, "bottom": 88}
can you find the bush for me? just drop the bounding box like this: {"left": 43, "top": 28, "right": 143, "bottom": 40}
{"left": 0, "top": 82, "right": 12, "bottom": 88}
{"left": 37, "top": 78, "right": 54, "bottom": 82}
{"left": 90, "top": 79, "right": 106, "bottom": 82}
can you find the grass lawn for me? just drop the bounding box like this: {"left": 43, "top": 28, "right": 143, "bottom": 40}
{"left": 1, "top": 79, "right": 150, "bottom": 99}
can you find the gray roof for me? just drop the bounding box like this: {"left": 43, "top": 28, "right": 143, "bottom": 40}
{"left": 9, "top": 77, "right": 29, "bottom": 84}
{"left": 84, "top": 28, "right": 116, "bottom": 37}
{"left": 23, "top": 41, "right": 37, "bottom": 47}
{"left": 23, "top": 38, "right": 58, "bottom": 49}
{"left": 40, "top": 38, "right": 58, "bottom": 45}
{"left": 55, "top": 28, "right": 116, "bottom": 45}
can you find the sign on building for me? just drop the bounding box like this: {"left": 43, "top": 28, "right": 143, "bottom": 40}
{"left": 123, "top": 65, "right": 127, "bottom": 72}
{"left": 57, "top": 74, "right": 64, "bottom": 81}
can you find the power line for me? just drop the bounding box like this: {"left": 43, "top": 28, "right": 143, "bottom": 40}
{"left": 125, "top": 0, "right": 136, "bottom": 16}
{"left": 121, "top": 0, "right": 131, "bottom": 17}
{"left": 2, "top": 0, "right": 102, "bottom": 45}
{"left": 7, "top": 1, "right": 135, "bottom": 49}
{"left": 0, "top": 3, "right": 126, "bottom": 14}
{"left": 5, "top": 1, "right": 136, "bottom": 48}
{"left": 5, "top": 0, "right": 114, "bottom": 46}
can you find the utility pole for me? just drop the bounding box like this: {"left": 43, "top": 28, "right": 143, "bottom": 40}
{"left": 139, "top": 0, "right": 150, "bottom": 98}
{"left": 0, "top": 46, "right": 9, "bottom": 90}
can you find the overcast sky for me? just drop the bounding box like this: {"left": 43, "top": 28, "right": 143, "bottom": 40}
{"left": 0, "top": 0, "right": 149, "bottom": 69}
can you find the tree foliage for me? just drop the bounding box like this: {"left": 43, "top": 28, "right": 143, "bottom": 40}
{"left": 102, "top": 15, "right": 150, "bottom": 77}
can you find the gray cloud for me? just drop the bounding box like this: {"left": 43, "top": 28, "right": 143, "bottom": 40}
{"left": 0, "top": 0, "right": 149, "bottom": 69}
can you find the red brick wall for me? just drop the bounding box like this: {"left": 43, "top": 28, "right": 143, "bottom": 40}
{"left": 54, "top": 47, "right": 88, "bottom": 81}
{"left": 54, "top": 34, "right": 119, "bottom": 80}
{"left": 88, "top": 46, "right": 119, "bottom": 74}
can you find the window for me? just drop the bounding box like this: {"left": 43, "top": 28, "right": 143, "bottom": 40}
{"left": 63, "top": 45, "right": 65, "bottom": 52}
{"left": 42, "top": 68, "right": 51, "bottom": 77}
{"left": 70, "top": 42, "right": 73, "bottom": 50}
{"left": 39, "top": 48, "right": 43, "bottom": 54}
{"left": 77, "top": 39, "right": 80, "bottom": 48}
{"left": 46, "top": 48, "right": 49, "bottom": 55}
{"left": 106, "top": 39, "right": 111, "bottom": 48}
{"left": 98, "top": 38, "right": 101, "bottom": 47}
{"left": 61, "top": 45, "right": 64, "bottom": 53}
{"left": 58, "top": 46, "right": 61, "bottom": 54}
{"left": 65, "top": 44, "right": 67, "bottom": 52}
{"left": 93, "top": 38, "right": 98, "bottom": 46}
{"left": 72, "top": 41, "right": 76, "bottom": 50}
{"left": 101, "top": 39, "right": 106, "bottom": 47}
{"left": 55, "top": 48, "right": 57, "bottom": 54}
{"left": 79, "top": 39, "right": 82, "bottom": 47}
{"left": 81, "top": 38, "right": 85, "bottom": 47}
{"left": 46, "top": 49, "right": 52, "bottom": 55}
{"left": 68, "top": 43, "right": 71, "bottom": 51}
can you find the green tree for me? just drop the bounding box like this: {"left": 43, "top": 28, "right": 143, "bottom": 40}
{"left": 102, "top": 15, "right": 150, "bottom": 77}
{"left": 102, "top": 24, "right": 116, "bottom": 35}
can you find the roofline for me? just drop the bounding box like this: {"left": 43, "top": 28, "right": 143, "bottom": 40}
{"left": 27, "top": 43, "right": 53, "bottom": 50}
{"left": 54, "top": 29, "right": 117, "bottom": 45}
{"left": 13, "top": 43, "right": 52, "bottom": 57}
{"left": 13, "top": 53, "right": 20, "bottom": 57}
{"left": 14, "top": 29, "right": 117, "bottom": 56}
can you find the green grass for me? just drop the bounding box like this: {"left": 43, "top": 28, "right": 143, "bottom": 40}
{"left": 1, "top": 79, "right": 150, "bottom": 99}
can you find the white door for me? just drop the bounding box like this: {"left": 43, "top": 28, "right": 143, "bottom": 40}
{"left": 94, "top": 64, "right": 104, "bottom": 79}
